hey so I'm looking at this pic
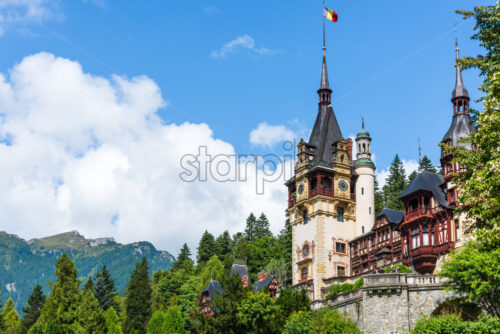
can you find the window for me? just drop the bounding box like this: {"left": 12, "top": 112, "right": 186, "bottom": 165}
{"left": 369, "top": 207, "right": 371, "bottom": 214}
{"left": 363, "top": 143, "right": 366, "bottom": 152}
{"left": 424, "top": 197, "right": 430, "bottom": 208}
{"left": 302, "top": 244, "right": 310, "bottom": 257}
{"left": 337, "top": 266, "right": 346, "bottom": 277}
{"left": 321, "top": 177, "right": 332, "bottom": 189}
{"left": 336, "top": 242, "right": 346, "bottom": 253}
{"left": 412, "top": 228, "right": 420, "bottom": 249}
{"left": 301, "top": 266, "right": 308, "bottom": 281}
{"left": 303, "top": 210, "right": 308, "bottom": 224}
{"left": 362, "top": 226, "right": 365, "bottom": 234}
{"left": 422, "top": 226, "right": 429, "bottom": 246}
{"left": 362, "top": 187, "right": 364, "bottom": 195}
{"left": 455, "top": 219, "right": 460, "bottom": 240}
{"left": 337, "top": 207, "right": 344, "bottom": 222}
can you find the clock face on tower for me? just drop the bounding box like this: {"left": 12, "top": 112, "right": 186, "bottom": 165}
{"left": 338, "top": 179, "right": 349, "bottom": 192}
{"left": 298, "top": 183, "right": 305, "bottom": 195}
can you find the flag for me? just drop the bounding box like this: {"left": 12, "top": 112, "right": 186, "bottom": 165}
{"left": 324, "top": 7, "right": 338, "bottom": 22}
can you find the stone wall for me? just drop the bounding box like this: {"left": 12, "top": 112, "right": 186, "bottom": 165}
{"left": 315, "top": 273, "right": 453, "bottom": 334}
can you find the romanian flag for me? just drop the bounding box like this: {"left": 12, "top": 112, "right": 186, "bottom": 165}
{"left": 324, "top": 8, "right": 338, "bottom": 22}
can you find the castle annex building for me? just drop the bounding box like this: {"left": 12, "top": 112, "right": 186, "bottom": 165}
{"left": 286, "top": 41, "right": 475, "bottom": 301}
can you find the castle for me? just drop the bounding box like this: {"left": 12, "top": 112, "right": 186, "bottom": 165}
{"left": 287, "top": 40, "right": 475, "bottom": 301}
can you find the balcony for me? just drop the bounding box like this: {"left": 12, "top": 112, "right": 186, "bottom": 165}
{"left": 404, "top": 207, "right": 434, "bottom": 222}
{"left": 309, "top": 187, "right": 334, "bottom": 198}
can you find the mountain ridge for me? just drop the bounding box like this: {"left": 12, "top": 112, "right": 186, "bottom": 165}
{"left": 0, "top": 230, "right": 175, "bottom": 313}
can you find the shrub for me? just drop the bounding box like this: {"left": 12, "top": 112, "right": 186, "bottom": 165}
{"left": 327, "top": 277, "right": 363, "bottom": 299}
{"left": 384, "top": 264, "right": 411, "bottom": 273}
{"left": 410, "top": 314, "right": 500, "bottom": 334}
{"left": 310, "top": 308, "right": 361, "bottom": 334}
{"left": 282, "top": 311, "right": 311, "bottom": 334}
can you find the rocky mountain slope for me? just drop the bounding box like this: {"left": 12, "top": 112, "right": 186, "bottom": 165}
{"left": 0, "top": 230, "right": 175, "bottom": 312}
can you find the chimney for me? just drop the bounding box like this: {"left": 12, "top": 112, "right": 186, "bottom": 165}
{"left": 346, "top": 138, "right": 353, "bottom": 161}
{"left": 258, "top": 270, "right": 268, "bottom": 283}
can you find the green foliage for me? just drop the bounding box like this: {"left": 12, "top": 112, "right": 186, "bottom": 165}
{"left": 163, "top": 305, "right": 184, "bottom": 334}
{"left": 94, "top": 265, "right": 119, "bottom": 311}
{"left": 83, "top": 277, "right": 94, "bottom": 293}
{"left": 76, "top": 290, "right": 106, "bottom": 333}
{"left": 2, "top": 298, "right": 21, "bottom": 334}
{"left": 215, "top": 231, "right": 232, "bottom": 258}
{"left": 197, "top": 255, "right": 225, "bottom": 294}
{"left": 244, "top": 213, "right": 258, "bottom": 241}
{"left": 37, "top": 254, "right": 82, "bottom": 333}
{"left": 176, "top": 276, "right": 200, "bottom": 331}
{"left": 44, "top": 323, "right": 62, "bottom": 334}
{"left": 104, "top": 308, "right": 122, "bottom": 334}
{"left": 409, "top": 314, "right": 500, "bottom": 334}
{"left": 276, "top": 288, "right": 310, "bottom": 325}
{"left": 326, "top": 278, "right": 363, "bottom": 300}
{"left": 27, "top": 325, "right": 44, "bottom": 334}
{"left": 254, "top": 213, "right": 273, "bottom": 239}
{"left": 169, "top": 244, "right": 194, "bottom": 274}
{"left": 237, "top": 291, "right": 281, "bottom": 334}
{"left": 123, "top": 258, "right": 152, "bottom": 334}
{"left": 310, "top": 308, "right": 361, "bottom": 334}
{"left": 282, "top": 311, "right": 311, "bottom": 334}
{"left": 440, "top": 240, "right": 500, "bottom": 317}
{"left": 21, "top": 285, "right": 46, "bottom": 333}
{"left": 382, "top": 154, "right": 407, "bottom": 211}
{"left": 145, "top": 311, "right": 165, "bottom": 334}
{"left": 197, "top": 231, "right": 217, "bottom": 266}
{"left": 384, "top": 264, "right": 412, "bottom": 273}
{"left": 418, "top": 155, "right": 437, "bottom": 174}
{"left": 265, "top": 258, "right": 290, "bottom": 292}
{"left": 192, "top": 273, "right": 249, "bottom": 334}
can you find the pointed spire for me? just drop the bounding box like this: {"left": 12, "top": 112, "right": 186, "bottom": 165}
{"left": 320, "top": 47, "right": 330, "bottom": 90}
{"left": 452, "top": 32, "right": 469, "bottom": 101}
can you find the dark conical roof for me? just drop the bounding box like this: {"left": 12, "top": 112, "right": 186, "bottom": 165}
{"left": 308, "top": 104, "right": 343, "bottom": 167}
{"left": 320, "top": 48, "right": 330, "bottom": 90}
{"left": 452, "top": 39, "right": 469, "bottom": 100}
{"left": 441, "top": 113, "right": 476, "bottom": 149}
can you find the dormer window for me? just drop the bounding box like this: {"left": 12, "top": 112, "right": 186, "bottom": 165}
{"left": 303, "top": 210, "right": 309, "bottom": 224}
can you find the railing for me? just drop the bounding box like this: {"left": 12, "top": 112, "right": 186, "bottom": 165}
{"left": 404, "top": 207, "right": 434, "bottom": 220}
{"left": 309, "top": 187, "right": 334, "bottom": 198}
{"left": 364, "top": 273, "right": 446, "bottom": 287}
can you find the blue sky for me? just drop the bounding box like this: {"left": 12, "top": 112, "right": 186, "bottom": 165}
{"left": 0, "top": 1, "right": 493, "bottom": 253}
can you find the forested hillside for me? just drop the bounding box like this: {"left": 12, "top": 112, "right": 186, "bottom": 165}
{"left": 0, "top": 231, "right": 174, "bottom": 313}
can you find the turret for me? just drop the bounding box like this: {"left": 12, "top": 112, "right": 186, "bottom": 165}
{"left": 355, "top": 119, "right": 375, "bottom": 235}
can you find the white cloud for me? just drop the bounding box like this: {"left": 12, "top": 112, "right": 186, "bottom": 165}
{"left": 249, "top": 122, "right": 296, "bottom": 148}
{"left": 210, "top": 34, "right": 276, "bottom": 59}
{"left": 0, "top": 52, "right": 289, "bottom": 255}
{"left": 0, "top": 0, "right": 61, "bottom": 34}
{"left": 376, "top": 159, "right": 419, "bottom": 187}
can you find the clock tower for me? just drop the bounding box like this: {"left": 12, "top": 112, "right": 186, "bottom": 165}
{"left": 286, "top": 45, "right": 359, "bottom": 301}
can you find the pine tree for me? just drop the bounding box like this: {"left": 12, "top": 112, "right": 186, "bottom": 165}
{"left": 94, "top": 265, "right": 118, "bottom": 311}
{"left": 196, "top": 231, "right": 216, "bottom": 265}
{"left": 21, "top": 284, "right": 46, "bottom": 333}
{"left": 197, "top": 255, "right": 224, "bottom": 294}
{"left": 215, "top": 231, "right": 232, "bottom": 258}
{"left": 37, "top": 254, "right": 82, "bottom": 332}
{"left": 2, "top": 298, "right": 21, "bottom": 334}
{"left": 408, "top": 170, "right": 418, "bottom": 182}
{"left": 244, "top": 213, "right": 258, "bottom": 241}
{"left": 382, "top": 154, "right": 407, "bottom": 211}
{"left": 104, "top": 307, "right": 122, "bottom": 334}
{"left": 83, "top": 277, "right": 94, "bottom": 293}
{"left": 170, "top": 243, "right": 194, "bottom": 273}
{"left": 0, "top": 289, "right": 4, "bottom": 330}
{"left": 123, "top": 258, "right": 152, "bottom": 334}
{"left": 418, "top": 155, "right": 437, "bottom": 173}
{"left": 255, "top": 213, "right": 273, "bottom": 239}
{"left": 75, "top": 290, "right": 106, "bottom": 333}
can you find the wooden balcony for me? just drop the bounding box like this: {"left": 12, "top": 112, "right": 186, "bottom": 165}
{"left": 404, "top": 207, "right": 435, "bottom": 222}
{"left": 309, "top": 187, "right": 334, "bottom": 198}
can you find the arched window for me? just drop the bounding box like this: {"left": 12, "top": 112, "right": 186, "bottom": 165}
{"left": 362, "top": 187, "right": 364, "bottom": 195}
{"left": 363, "top": 143, "right": 366, "bottom": 152}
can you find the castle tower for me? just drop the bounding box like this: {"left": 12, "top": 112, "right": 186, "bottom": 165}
{"left": 287, "top": 44, "right": 356, "bottom": 301}
{"left": 440, "top": 37, "right": 476, "bottom": 245}
{"left": 354, "top": 119, "right": 375, "bottom": 235}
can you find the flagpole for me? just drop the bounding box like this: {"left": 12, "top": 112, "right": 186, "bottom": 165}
{"left": 323, "top": 0, "right": 326, "bottom": 54}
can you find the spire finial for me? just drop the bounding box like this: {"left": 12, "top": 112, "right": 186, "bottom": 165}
{"left": 452, "top": 26, "right": 469, "bottom": 102}
{"left": 418, "top": 137, "right": 422, "bottom": 166}
{"left": 361, "top": 116, "right": 365, "bottom": 129}
{"left": 455, "top": 23, "right": 459, "bottom": 60}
